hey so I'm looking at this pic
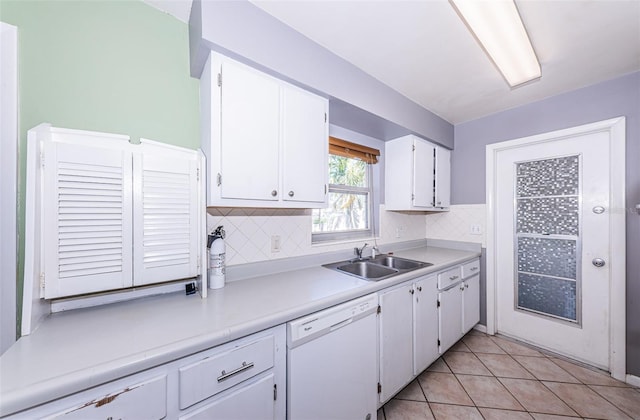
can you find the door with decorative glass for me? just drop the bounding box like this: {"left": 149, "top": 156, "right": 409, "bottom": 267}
{"left": 491, "top": 119, "right": 625, "bottom": 372}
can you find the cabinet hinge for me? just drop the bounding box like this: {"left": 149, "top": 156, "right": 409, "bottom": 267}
{"left": 438, "top": 339, "right": 441, "bottom": 346}
{"left": 437, "top": 300, "right": 440, "bottom": 308}
{"left": 196, "top": 167, "right": 200, "bottom": 182}
{"left": 217, "top": 73, "right": 222, "bottom": 87}
{"left": 40, "top": 150, "right": 45, "bottom": 168}
{"left": 325, "top": 184, "right": 327, "bottom": 195}
{"left": 377, "top": 382, "right": 382, "bottom": 394}
{"left": 324, "top": 112, "right": 327, "bottom": 123}
{"left": 377, "top": 305, "right": 381, "bottom": 314}
{"left": 197, "top": 255, "right": 201, "bottom": 270}
{"left": 411, "top": 194, "right": 415, "bottom": 201}
{"left": 412, "top": 144, "right": 416, "bottom": 152}
{"left": 217, "top": 173, "right": 222, "bottom": 186}
{"left": 273, "top": 384, "right": 277, "bottom": 401}
{"left": 39, "top": 273, "right": 45, "bottom": 289}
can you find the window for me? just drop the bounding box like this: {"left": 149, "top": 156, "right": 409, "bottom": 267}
{"left": 312, "top": 137, "right": 380, "bottom": 243}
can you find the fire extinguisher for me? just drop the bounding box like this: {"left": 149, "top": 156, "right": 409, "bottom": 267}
{"left": 207, "top": 225, "right": 226, "bottom": 289}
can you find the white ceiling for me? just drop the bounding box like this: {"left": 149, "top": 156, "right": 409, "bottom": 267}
{"left": 145, "top": 0, "right": 640, "bottom": 124}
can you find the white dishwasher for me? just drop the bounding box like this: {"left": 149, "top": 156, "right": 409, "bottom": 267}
{"left": 287, "top": 293, "right": 378, "bottom": 420}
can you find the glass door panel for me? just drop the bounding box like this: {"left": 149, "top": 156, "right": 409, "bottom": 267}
{"left": 515, "top": 155, "right": 581, "bottom": 323}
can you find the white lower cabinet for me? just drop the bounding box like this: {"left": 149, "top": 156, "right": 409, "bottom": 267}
{"left": 5, "top": 326, "right": 285, "bottom": 420}
{"left": 6, "top": 372, "right": 169, "bottom": 420}
{"left": 378, "top": 274, "right": 439, "bottom": 404}
{"left": 413, "top": 276, "right": 440, "bottom": 375}
{"left": 438, "top": 258, "right": 481, "bottom": 353}
{"left": 178, "top": 326, "right": 286, "bottom": 420}
{"left": 180, "top": 373, "right": 276, "bottom": 420}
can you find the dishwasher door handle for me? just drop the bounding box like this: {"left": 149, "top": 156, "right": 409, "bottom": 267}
{"left": 330, "top": 318, "right": 353, "bottom": 332}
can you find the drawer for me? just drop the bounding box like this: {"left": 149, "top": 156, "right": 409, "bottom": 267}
{"left": 437, "top": 266, "right": 462, "bottom": 289}
{"left": 462, "top": 259, "right": 480, "bottom": 279}
{"left": 49, "top": 375, "right": 167, "bottom": 419}
{"left": 179, "top": 335, "right": 275, "bottom": 409}
{"left": 179, "top": 374, "right": 275, "bottom": 420}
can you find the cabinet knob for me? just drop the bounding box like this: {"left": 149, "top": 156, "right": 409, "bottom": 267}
{"left": 417, "top": 286, "right": 422, "bottom": 292}
{"left": 271, "top": 190, "right": 278, "bottom": 197}
{"left": 465, "top": 283, "right": 469, "bottom": 289}
{"left": 437, "top": 201, "right": 442, "bottom": 205}
{"left": 409, "top": 289, "right": 415, "bottom": 295}
{"left": 288, "top": 191, "right": 294, "bottom": 197}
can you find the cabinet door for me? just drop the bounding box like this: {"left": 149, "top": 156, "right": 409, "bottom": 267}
{"left": 438, "top": 286, "right": 463, "bottom": 353}
{"left": 414, "top": 276, "right": 439, "bottom": 375}
{"left": 413, "top": 139, "right": 435, "bottom": 208}
{"left": 281, "top": 85, "right": 328, "bottom": 204}
{"left": 434, "top": 146, "right": 451, "bottom": 208}
{"left": 180, "top": 374, "right": 275, "bottom": 420}
{"left": 133, "top": 142, "right": 200, "bottom": 286}
{"left": 43, "top": 137, "right": 133, "bottom": 298}
{"left": 463, "top": 275, "right": 480, "bottom": 333}
{"left": 379, "top": 284, "right": 414, "bottom": 403}
{"left": 48, "top": 376, "right": 166, "bottom": 420}
{"left": 220, "top": 59, "right": 280, "bottom": 201}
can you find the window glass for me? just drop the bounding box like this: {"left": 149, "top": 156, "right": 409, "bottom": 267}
{"left": 312, "top": 154, "right": 372, "bottom": 241}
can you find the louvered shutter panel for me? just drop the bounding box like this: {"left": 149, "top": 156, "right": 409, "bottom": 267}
{"left": 43, "top": 133, "right": 133, "bottom": 298}
{"left": 133, "top": 140, "right": 200, "bottom": 285}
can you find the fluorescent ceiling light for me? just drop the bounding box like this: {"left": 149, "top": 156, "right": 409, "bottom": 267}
{"left": 451, "top": 0, "right": 541, "bottom": 87}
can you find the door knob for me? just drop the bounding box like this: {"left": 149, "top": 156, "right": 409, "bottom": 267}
{"left": 592, "top": 258, "right": 606, "bottom": 268}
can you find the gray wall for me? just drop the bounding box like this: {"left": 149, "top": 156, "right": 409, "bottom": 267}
{"left": 451, "top": 71, "right": 640, "bottom": 375}
{"left": 189, "top": 0, "right": 453, "bottom": 147}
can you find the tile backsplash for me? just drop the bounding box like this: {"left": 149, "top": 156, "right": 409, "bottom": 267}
{"left": 425, "top": 204, "right": 487, "bottom": 247}
{"left": 207, "top": 204, "right": 486, "bottom": 266}
{"left": 207, "top": 205, "right": 427, "bottom": 266}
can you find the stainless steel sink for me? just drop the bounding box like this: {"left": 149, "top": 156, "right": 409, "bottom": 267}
{"left": 336, "top": 261, "right": 398, "bottom": 279}
{"left": 323, "top": 254, "right": 432, "bottom": 281}
{"left": 369, "top": 255, "right": 432, "bottom": 270}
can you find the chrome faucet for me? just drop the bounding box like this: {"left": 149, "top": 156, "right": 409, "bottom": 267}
{"left": 354, "top": 243, "right": 369, "bottom": 260}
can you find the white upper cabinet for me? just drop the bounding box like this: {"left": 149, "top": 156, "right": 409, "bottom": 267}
{"left": 30, "top": 125, "right": 203, "bottom": 299}
{"left": 219, "top": 59, "right": 280, "bottom": 202}
{"left": 201, "top": 53, "right": 328, "bottom": 208}
{"left": 281, "top": 85, "right": 328, "bottom": 204}
{"left": 385, "top": 135, "right": 450, "bottom": 211}
{"left": 412, "top": 138, "right": 436, "bottom": 207}
{"left": 434, "top": 146, "right": 451, "bottom": 208}
{"left": 42, "top": 130, "right": 134, "bottom": 298}
{"left": 132, "top": 140, "right": 201, "bottom": 286}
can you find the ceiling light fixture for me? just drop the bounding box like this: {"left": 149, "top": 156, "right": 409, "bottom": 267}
{"left": 450, "top": 0, "right": 541, "bottom": 87}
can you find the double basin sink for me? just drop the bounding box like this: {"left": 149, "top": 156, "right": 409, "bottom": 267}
{"left": 323, "top": 254, "right": 433, "bottom": 281}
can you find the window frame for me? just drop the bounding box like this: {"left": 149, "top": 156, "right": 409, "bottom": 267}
{"left": 312, "top": 155, "right": 374, "bottom": 243}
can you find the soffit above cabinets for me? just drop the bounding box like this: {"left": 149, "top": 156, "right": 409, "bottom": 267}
{"left": 146, "top": 0, "right": 640, "bottom": 124}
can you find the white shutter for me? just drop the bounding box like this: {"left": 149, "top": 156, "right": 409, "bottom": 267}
{"left": 133, "top": 140, "right": 200, "bottom": 285}
{"left": 43, "top": 132, "right": 133, "bottom": 298}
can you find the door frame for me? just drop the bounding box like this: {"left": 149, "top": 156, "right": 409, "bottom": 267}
{"left": 485, "top": 117, "right": 626, "bottom": 380}
{"left": 1, "top": 22, "right": 18, "bottom": 354}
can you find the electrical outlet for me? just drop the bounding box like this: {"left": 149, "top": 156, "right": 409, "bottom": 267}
{"left": 271, "top": 235, "right": 281, "bottom": 252}
{"left": 470, "top": 224, "right": 482, "bottom": 235}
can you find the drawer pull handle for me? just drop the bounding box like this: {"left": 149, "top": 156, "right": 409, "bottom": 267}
{"left": 470, "top": 267, "right": 478, "bottom": 271}
{"left": 217, "top": 361, "right": 255, "bottom": 382}
{"left": 449, "top": 275, "right": 459, "bottom": 281}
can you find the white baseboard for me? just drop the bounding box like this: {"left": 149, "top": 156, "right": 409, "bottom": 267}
{"left": 626, "top": 374, "right": 640, "bottom": 387}
{"left": 473, "top": 324, "right": 487, "bottom": 334}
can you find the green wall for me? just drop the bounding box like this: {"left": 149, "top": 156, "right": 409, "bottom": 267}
{"left": 0, "top": 0, "right": 200, "bottom": 335}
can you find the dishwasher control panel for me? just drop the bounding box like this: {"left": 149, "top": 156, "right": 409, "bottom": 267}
{"left": 288, "top": 293, "right": 378, "bottom": 345}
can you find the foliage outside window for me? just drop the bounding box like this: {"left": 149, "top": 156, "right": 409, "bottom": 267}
{"left": 312, "top": 154, "right": 373, "bottom": 242}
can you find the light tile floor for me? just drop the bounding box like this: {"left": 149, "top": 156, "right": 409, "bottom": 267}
{"left": 379, "top": 330, "right": 640, "bottom": 420}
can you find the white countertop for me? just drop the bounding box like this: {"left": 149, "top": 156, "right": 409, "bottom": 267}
{"left": 0, "top": 244, "right": 479, "bottom": 417}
